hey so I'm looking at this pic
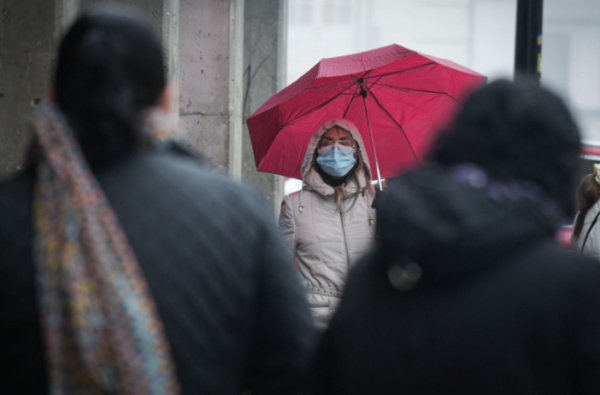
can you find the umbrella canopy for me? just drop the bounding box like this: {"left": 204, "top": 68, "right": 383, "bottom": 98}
{"left": 247, "top": 44, "right": 487, "bottom": 180}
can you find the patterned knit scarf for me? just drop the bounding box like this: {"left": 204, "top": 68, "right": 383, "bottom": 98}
{"left": 31, "top": 103, "right": 180, "bottom": 395}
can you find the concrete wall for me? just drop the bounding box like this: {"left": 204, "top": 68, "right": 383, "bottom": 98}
{"left": 0, "top": 0, "right": 58, "bottom": 175}
{"left": 0, "top": 0, "right": 164, "bottom": 177}
{"left": 242, "top": 0, "right": 286, "bottom": 212}
{"left": 0, "top": 0, "right": 285, "bottom": 209}
{"left": 178, "top": 0, "right": 242, "bottom": 174}
{"left": 81, "top": 0, "right": 164, "bottom": 32}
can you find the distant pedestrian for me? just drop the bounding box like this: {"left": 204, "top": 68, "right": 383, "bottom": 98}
{"left": 279, "top": 119, "right": 376, "bottom": 329}
{"left": 572, "top": 165, "right": 600, "bottom": 258}
{"left": 0, "top": 5, "right": 315, "bottom": 395}
{"left": 313, "top": 80, "right": 600, "bottom": 395}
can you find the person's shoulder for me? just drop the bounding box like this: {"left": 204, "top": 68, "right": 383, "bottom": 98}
{"left": 140, "top": 147, "right": 222, "bottom": 183}
{"left": 540, "top": 243, "right": 600, "bottom": 312}
{"left": 525, "top": 240, "right": 600, "bottom": 284}
{"left": 127, "top": 148, "right": 245, "bottom": 194}
{"left": 101, "top": 148, "right": 273, "bottom": 224}
{"left": 157, "top": 151, "right": 269, "bottom": 209}
{"left": 535, "top": 240, "right": 593, "bottom": 264}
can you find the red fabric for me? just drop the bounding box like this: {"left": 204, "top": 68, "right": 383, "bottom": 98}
{"left": 247, "top": 44, "right": 487, "bottom": 180}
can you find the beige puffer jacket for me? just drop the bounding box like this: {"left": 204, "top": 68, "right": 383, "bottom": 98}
{"left": 279, "top": 119, "right": 377, "bottom": 329}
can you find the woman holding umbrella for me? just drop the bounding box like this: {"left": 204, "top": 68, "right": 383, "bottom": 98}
{"left": 279, "top": 118, "right": 376, "bottom": 329}
{"left": 250, "top": 44, "right": 486, "bottom": 329}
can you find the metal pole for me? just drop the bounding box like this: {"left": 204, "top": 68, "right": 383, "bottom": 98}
{"left": 514, "top": 0, "right": 544, "bottom": 82}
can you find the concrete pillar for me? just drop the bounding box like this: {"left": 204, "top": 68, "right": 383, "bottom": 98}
{"left": 242, "top": 0, "right": 287, "bottom": 212}
{"left": 162, "top": 0, "right": 180, "bottom": 121}
{"left": 0, "top": 0, "right": 65, "bottom": 176}
{"left": 0, "top": 0, "right": 288, "bottom": 212}
{"left": 177, "top": 0, "right": 244, "bottom": 178}
{"left": 0, "top": 0, "right": 166, "bottom": 177}
{"left": 81, "top": 0, "right": 164, "bottom": 31}
{"left": 54, "top": 0, "right": 80, "bottom": 39}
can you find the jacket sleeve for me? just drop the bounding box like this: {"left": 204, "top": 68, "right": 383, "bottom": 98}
{"left": 247, "top": 215, "right": 316, "bottom": 395}
{"left": 279, "top": 195, "right": 296, "bottom": 251}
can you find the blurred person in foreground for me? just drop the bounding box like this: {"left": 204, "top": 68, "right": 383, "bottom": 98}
{"left": 312, "top": 80, "right": 600, "bottom": 395}
{"left": 279, "top": 119, "right": 376, "bottom": 330}
{"left": 0, "top": 5, "right": 315, "bottom": 395}
{"left": 572, "top": 165, "right": 600, "bottom": 258}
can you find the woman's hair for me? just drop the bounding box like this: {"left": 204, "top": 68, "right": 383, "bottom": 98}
{"left": 44, "top": 5, "right": 166, "bottom": 165}
{"left": 573, "top": 174, "right": 600, "bottom": 239}
{"left": 428, "top": 79, "right": 581, "bottom": 215}
{"left": 310, "top": 130, "right": 372, "bottom": 212}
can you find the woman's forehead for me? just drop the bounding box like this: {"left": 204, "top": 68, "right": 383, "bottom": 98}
{"left": 322, "top": 126, "right": 352, "bottom": 139}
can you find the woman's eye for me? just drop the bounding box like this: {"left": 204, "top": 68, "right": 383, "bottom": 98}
{"left": 339, "top": 141, "right": 351, "bottom": 146}
{"left": 321, "top": 141, "right": 334, "bottom": 147}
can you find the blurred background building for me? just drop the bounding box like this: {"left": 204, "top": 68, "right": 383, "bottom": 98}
{"left": 285, "top": 0, "right": 600, "bottom": 194}
{"left": 287, "top": 0, "right": 600, "bottom": 141}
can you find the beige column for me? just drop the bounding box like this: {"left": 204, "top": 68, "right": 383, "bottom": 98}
{"left": 177, "top": 0, "right": 244, "bottom": 178}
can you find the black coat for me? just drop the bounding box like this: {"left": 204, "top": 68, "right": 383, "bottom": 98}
{"left": 0, "top": 148, "right": 316, "bottom": 395}
{"left": 313, "top": 165, "right": 600, "bottom": 395}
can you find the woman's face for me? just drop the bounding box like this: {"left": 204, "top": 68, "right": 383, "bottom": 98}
{"left": 318, "top": 127, "right": 354, "bottom": 149}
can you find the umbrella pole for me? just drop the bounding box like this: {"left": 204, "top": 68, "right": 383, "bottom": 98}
{"left": 363, "top": 98, "right": 384, "bottom": 191}
{"left": 374, "top": 161, "right": 383, "bottom": 191}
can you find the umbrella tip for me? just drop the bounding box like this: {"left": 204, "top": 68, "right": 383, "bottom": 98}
{"left": 360, "top": 85, "right": 367, "bottom": 98}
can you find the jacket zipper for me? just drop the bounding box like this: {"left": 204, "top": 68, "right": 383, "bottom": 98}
{"left": 339, "top": 204, "right": 351, "bottom": 266}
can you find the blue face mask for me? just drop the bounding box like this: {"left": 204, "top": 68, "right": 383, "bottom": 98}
{"left": 316, "top": 143, "right": 357, "bottom": 177}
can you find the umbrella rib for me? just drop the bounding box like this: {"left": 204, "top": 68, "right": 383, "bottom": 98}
{"left": 302, "top": 64, "right": 434, "bottom": 93}
{"left": 367, "top": 62, "right": 436, "bottom": 80}
{"left": 370, "top": 84, "right": 459, "bottom": 103}
{"left": 304, "top": 82, "right": 355, "bottom": 92}
{"left": 281, "top": 84, "right": 356, "bottom": 130}
{"left": 368, "top": 90, "right": 421, "bottom": 165}
{"left": 351, "top": 70, "right": 371, "bottom": 84}
{"left": 363, "top": 70, "right": 373, "bottom": 88}
{"left": 342, "top": 91, "right": 358, "bottom": 118}
{"left": 367, "top": 74, "right": 386, "bottom": 89}
{"left": 343, "top": 71, "right": 372, "bottom": 118}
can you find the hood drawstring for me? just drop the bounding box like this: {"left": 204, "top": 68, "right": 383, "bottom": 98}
{"left": 299, "top": 185, "right": 305, "bottom": 213}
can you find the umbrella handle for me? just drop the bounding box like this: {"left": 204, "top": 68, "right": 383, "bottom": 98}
{"left": 362, "top": 96, "right": 384, "bottom": 192}
{"left": 375, "top": 161, "right": 383, "bottom": 191}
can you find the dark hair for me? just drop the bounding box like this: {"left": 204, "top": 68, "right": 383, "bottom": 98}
{"left": 573, "top": 174, "right": 600, "bottom": 239}
{"left": 51, "top": 4, "right": 166, "bottom": 165}
{"left": 428, "top": 79, "right": 581, "bottom": 214}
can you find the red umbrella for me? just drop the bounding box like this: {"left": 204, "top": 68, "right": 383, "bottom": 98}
{"left": 247, "top": 44, "right": 487, "bottom": 185}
